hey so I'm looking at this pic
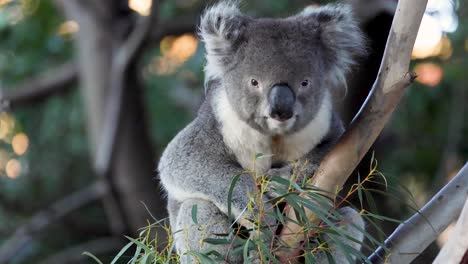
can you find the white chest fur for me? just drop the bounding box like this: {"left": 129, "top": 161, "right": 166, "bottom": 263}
{"left": 213, "top": 88, "right": 331, "bottom": 173}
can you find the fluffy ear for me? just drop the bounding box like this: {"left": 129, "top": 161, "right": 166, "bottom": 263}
{"left": 199, "top": 1, "right": 248, "bottom": 80}
{"left": 298, "top": 4, "right": 366, "bottom": 91}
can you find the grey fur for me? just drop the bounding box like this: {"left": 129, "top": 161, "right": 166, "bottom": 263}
{"left": 158, "top": 1, "right": 365, "bottom": 263}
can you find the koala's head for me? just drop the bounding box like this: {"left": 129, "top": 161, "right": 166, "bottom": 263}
{"left": 200, "top": 1, "right": 365, "bottom": 135}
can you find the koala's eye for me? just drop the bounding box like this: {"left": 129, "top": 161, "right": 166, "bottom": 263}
{"left": 250, "top": 79, "right": 259, "bottom": 87}
{"left": 301, "top": 80, "right": 309, "bottom": 87}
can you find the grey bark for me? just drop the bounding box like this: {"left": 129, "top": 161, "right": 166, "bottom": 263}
{"left": 368, "top": 163, "right": 468, "bottom": 264}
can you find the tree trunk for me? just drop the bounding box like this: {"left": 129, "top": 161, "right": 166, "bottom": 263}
{"left": 57, "top": 0, "right": 167, "bottom": 235}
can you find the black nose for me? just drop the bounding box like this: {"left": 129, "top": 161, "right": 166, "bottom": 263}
{"left": 268, "top": 84, "right": 295, "bottom": 121}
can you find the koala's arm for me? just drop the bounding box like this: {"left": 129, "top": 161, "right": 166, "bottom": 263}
{"left": 159, "top": 120, "right": 262, "bottom": 225}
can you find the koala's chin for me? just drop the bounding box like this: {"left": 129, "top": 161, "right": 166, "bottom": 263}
{"left": 265, "top": 117, "right": 296, "bottom": 135}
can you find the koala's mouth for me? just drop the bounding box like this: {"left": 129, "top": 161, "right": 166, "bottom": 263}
{"left": 265, "top": 115, "right": 297, "bottom": 135}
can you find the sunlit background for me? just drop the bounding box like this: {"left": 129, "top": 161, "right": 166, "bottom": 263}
{"left": 0, "top": 0, "right": 466, "bottom": 262}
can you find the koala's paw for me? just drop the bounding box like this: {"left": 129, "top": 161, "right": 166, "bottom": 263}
{"left": 267, "top": 165, "right": 294, "bottom": 180}
{"left": 248, "top": 252, "right": 262, "bottom": 264}
{"left": 238, "top": 197, "right": 277, "bottom": 232}
{"left": 266, "top": 165, "right": 294, "bottom": 198}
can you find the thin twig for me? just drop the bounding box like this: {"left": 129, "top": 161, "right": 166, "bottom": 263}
{"left": 368, "top": 162, "right": 468, "bottom": 264}
{"left": 0, "top": 181, "right": 108, "bottom": 263}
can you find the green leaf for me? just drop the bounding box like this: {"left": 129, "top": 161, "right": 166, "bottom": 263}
{"left": 256, "top": 239, "right": 282, "bottom": 264}
{"left": 295, "top": 196, "right": 338, "bottom": 230}
{"left": 125, "top": 236, "right": 152, "bottom": 253}
{"left": 132, "top": 242, "right": 143, "bottom": 264}
{"left": 357, "top": 173, "right": 363, "bottom": 209}
{"left": 243, "top": 239, "right": 252, "bottom": 264}
{"left": 363, "top": 212, "right": 402, "bottom": 223}
{"left": 228, "top": 174, "right": 242, "bottom": 221}
{"left": 203, "top": 238, "right": 230, "bottom": 245}
{"left": 111, "top": 241, "right": 134, "bottom": 264}
{"left": 191, "top": 204, "right": 198, "bottom": 224}
{"left": 82, "top": 252, "right": 104, "bottom": 264}
{"left": 140, "top": 252, "right": 155, "bottom": 264}
{"left": 363, "top": 189, "right": 378, "bottom": 215}
{"left": 285, "top": 195, "right": 306, "bottom": 224}
{"left": 275, "top": 206, "right": 285, "bottom": 225}
{"left": 187, "top": 251, "right": 217, "bottom": 264}
{"left": 255, "top": 153, "right": 273, "bottom": 160}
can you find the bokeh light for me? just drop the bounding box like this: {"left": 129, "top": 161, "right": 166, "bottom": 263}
{"left": 57, "top": 20, "right": 79, "bottom": 36}
{"left": 149, "top": 34, "right": 198, "bottom": 75}
{"left": 0, "top": 112, "right": 15, "bottom": 142}
{"left": 5, "top": 158, "right": 21, "bottom": 179}
{"left": 414, "top": 62, "right": 443, "bottom": 87}
{"left": 437, "top": 36, "right": 453, "bottom": 60}
{"left": 0, "top": 0, "right": 13, "bottom": 6}
{"left": 412, "top": 0, "right": 458, "bottom": 59}
{"left": 128, "top": 0, "right": 151, "bottom": 16}
{"left": 12, "top": 132, "right": 29, "bottom": 155}
{"left": 0, "top": 150, "right": 8, "bottom": 172}
{"left": 413, "top": 15, "right": 443, "bottom": 59}
{"left": 164, "top": 34, "right": 198, "bottom": 63}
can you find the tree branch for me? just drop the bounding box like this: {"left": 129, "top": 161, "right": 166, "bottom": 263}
{"left": 369, "top": 163, "right": 468, "bottom": 264}
{"left": 278, "top": 0, "right": 427, "bottom": 261}
{"left": 0, "top": 62, "right": 77, "bottom": 109}
{"left": 0, "top": 181, "right": 108, "bottom": 263}
{"left": 0, "top": 18, "right": 195, "bottom": 111}
{"left": 55, "top": 0, "right": 129, "bottom": 235}
{"left": 433, "top": 196, "right": 468, "bottom": 264}
{"left": 94, "top": 0, "right": 160, "bottom": 177}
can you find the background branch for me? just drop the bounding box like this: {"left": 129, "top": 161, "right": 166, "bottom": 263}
{"left": 0, "top": 181, "right": 108, "bottom": 263}
{"left": 433, "top": 196, "right": 468, "bottom": 264}
{"left": 0, "top": 17, "right": 195, "bottom": 111}
{"left": 278, "top": 0, "right": 427, "bottom": 261}
{"left": 55, "top": 0, "right": 128, "bottom": 235}
{"left": 94, "top": 0, "right": 160, "bottom": 176}
{"left": 0, "top": 62, "right": 77, "bottom": 109}
{"left": 39, "top": 236, "right": 124, "bottom": 264}
{"left": 369, "top": 162, "right": 468, "bottom": 264}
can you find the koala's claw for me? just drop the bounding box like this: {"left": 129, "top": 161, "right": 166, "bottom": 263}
{"left": 265, "top": 165, "right": 295, "bottom": 198}
{"left": 267, "top": 165, "right": 294, "bottom": 180}
{"left": 239, "top": 197, "right": 277, "bottom": 230}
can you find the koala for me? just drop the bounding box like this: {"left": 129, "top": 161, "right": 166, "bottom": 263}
{"left": 158, "top": 1, "right": 366, "bottom": 263}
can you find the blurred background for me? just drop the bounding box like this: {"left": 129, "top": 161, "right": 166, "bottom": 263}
{"left": 0, "top": 0, "right": 465, "bottom": 263}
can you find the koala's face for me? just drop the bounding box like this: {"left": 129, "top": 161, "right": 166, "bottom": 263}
{"left": 200, "top": 2, "right": 365, "bottom": 135}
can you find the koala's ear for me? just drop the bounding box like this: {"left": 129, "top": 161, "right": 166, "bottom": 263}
{"left": 298, "top": 4, "right": 366, "bottom": 88}
{"left": 199, "top": 1, "right": 247, "bottom": 52}
{"left": 199, "top": 1, "right": 248, "bottom": 76}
